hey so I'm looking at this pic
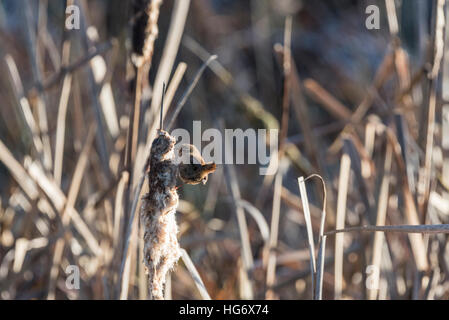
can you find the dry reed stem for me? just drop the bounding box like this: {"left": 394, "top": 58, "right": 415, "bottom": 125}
{"left": 303, "top": 79, "right": 352, "bottom": 120}
{"left": 278, "top": 16, "right": 292, "bottom": 154}
{"left": 32, "top": 40, "right": 114, "bottom": 92}
{"left": 165, "top": 55, "right": 217, "bottom": 131}
{"left": 387, "top": 128, "right": 429, "bottom": 271}
{"left": 385, "top": 0, "right": 399, "bottom": 36}
{"left": 442, "top": 0, "right": 449, "bottom": 190}
{"left": 119, "top": 214, "right": 138, "bottom": 300}
{"left": 265, "top": 16, "right": 292, "bottom": 300}
{"left": 88, "top": 29, "right": 120, "bottom": 140}
{"left": 334, "top": 151, "right": 351, "bottom": 299}
{"left": 297, "top": 176, "right": 316, "bottom": 297}
{"left": 180, "top": 248, "right": 211, "bottom": 300}
{"left": 236, "top": 199, "right": 270, "bottom": 245}
{"left": 418, "top": 0, "right": 445, "bottom": 215}
{"left": 274, "top": 45, "right": 322, "bottom": 171}
{"left": 48, "top": 125, "right": 96, "bottom": 299}
{"left": 303, "top": 174, "right": 327, "bottom": 300}
{"left": 4, "top": 55, "right": 45, "bottom": 161}
{"left": 223, "top": 156, "right": 254, "bottom": 299}
{"left": 368, "top": 142, "right": 392, "bottom": 300}
{"left": 24, "top": 0, "right": 52, "bottom": 172}
{"left": 0, "top": 137, "right": 101, "bottom": 257}
{"left": 54, "top": 38, "right": 72, "bottom": 186}
{"left": 328, "top": 48, "right": 395, "bottom": 154}
{"left": 325, "top": 224, "right": 449, "bottom": 236}
{"left": 315, "top": 235, "right": 327, "bottom": 300}
{"left": 26, "top": 160, "right": 102, "bottom": 256}
{"left": 113, "top": 172, "right": 129, "bottom": 251}
{"left": 0, "top": 139, "right": 39, "bottom": 201}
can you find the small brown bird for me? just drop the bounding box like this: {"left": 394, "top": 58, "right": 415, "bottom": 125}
{"left": 177, "top": 144, "right": 216, "bottom": 185}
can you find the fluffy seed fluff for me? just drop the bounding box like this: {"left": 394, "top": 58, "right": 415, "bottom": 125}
{"left": 140, "top": 130, "right": 181, "bottom": 300}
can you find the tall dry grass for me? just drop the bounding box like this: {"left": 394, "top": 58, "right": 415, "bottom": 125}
{"left": 0, "top": 0, "right": 449, "bottom": 300}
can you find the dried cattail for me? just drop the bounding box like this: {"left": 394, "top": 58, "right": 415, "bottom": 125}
{"left": 140, "top": 129, "right": 181, "bottom": 300}
{"left": 140, "top": 128, "right": 216, "bottom": 299}
{"left": 131, "top": 0, "right": 163, "bottom": 68}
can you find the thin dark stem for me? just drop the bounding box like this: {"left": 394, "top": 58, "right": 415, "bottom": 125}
{"left": 160, "top": 82, "right": 166, "bottom": 131}
{"left": 166, "top": 55, "right": 217, "bottom": 131}
{"left": 325, "top": 224, "right": 449, "bottom": 236}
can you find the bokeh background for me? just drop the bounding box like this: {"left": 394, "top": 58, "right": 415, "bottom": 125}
{"left": 1, "top": 0, "right": 448, "bottom": 300}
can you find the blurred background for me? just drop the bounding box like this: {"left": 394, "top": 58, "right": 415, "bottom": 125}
{"left": 1, "top": 0, "right": 449, "bottom": 300}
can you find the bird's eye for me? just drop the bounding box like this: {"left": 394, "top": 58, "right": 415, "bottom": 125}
{"left": 202, "top": 176, "right": 208, "bottom": 184}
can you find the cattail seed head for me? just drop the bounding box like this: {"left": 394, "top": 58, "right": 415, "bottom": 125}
{"left": 140, "top": 130, "right": 181, "bottom": 300}
{"left": 131, "top": 0, "right": 163, "bottom": 68}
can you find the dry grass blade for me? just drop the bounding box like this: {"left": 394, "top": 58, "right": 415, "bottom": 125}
{"left": 303, "top": 173, "right": 327, "bottom": 300}
{"left": 315, "top": 235, "right": 327, "bottom": 300}
{"left": 418, "top": 0, "right": 445, "bottom": 215}
{"left": 334, "top": 151, "right": 351, "bottom": 299}
{"left": 0, "top": 139, "right": 39, "bottom": 200}
{"left": 26, "top": 160, "right": 102, "bottom": 256}
{"left": 297, "top": 176, "right": 316, "bottom": 297}
{"left": 223, "top": 156, "right": 254, "bottom": 299}
{"left": 303, "top": 79, "right": 352, "bottom": 120}
{"left": 385, "top": 0, "right": 399, "bottom": 36}
{"left": 48, "top": 125, "right": 96, "bottom": 299}
{"left": 119, "top": 215, "right": 138, "bottom": 300}
{"left": 24, "top": 0, "right": 52, "bottom": 171}
{"left": 165, "top": 55, "right": 217, "bottom": 131}
{"left": 265, "top": 162, "right": 284, "bottom": 300}
{"left": 236, "top": 199, "right": 270, "bottom": 244}
{"left": 113, "top": 171, "right": 129, "bottom": 250}
{"left": 387, "top": 128, "right": 429, "bottom": 271}
{"left": 180, "top": 248, "right": 211, "bottom": 300}
{"left": 36, "top": 40, "right": 114, "bottom": 91}
{"left": 325, "top": 224, "right": 449, "bottom": 236}
{"left": 53, "top": 73, "right": 72, "bottom": 185}
{"left": 265, "top": 15, "right": 292, "bottom": 300}
{"left": 368, "top": 141, "right": 392, "bottom": 300}
{"left": 4, "top": 55, "right": 45, "bottom": 160}
{"left": 53, "top": 37, "right": 73, "bottom": 186}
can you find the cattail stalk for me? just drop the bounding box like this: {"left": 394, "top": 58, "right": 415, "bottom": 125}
{"left": 140, "top": 130, "right": 181, "bottom": 300}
